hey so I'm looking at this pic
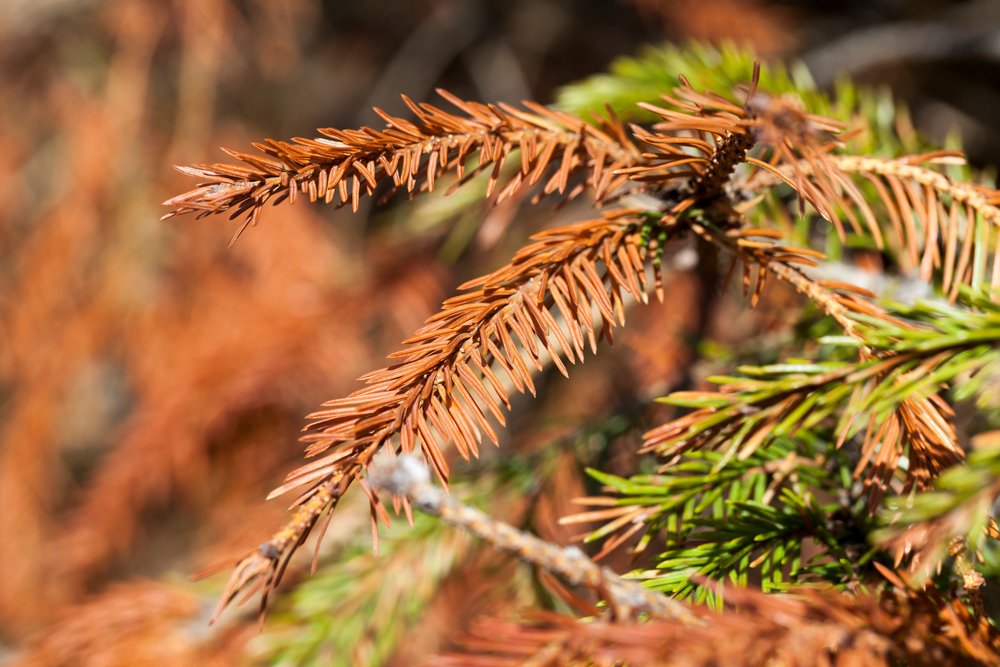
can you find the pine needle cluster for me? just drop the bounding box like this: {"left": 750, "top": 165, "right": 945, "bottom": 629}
{"left": 165, "top": 44, "right": 1000, "bottom": 665}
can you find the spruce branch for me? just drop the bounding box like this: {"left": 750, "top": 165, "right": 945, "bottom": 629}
{"left": 639, "top": 305, "right": 990, "bottom": 507}
{"left": 162, "top": 90, "right": 645, "bottom": 241}
{"left": 564, "top": 436, "right": 874, "bottom": 603}
{"left": 288, "top": 210, "right": 669, "bottom": 488}
{"left": 664, "top": 224, "right": 977, "bottom": 502}
{"left": 687, "top": 221, "right": 856, "bottom": 317}
{"left": 203, "top": 66, "right": 849, "bottom": 613}
{"left": 610, "top": 290, "right": 1000, "bottom": 603}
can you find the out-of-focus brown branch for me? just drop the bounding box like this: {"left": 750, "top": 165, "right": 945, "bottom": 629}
{"left": 435, "top": 582, "right": 1000, "bottom": 667}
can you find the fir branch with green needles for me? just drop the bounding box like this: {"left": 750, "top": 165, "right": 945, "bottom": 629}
{"left": 565, "top": 435, "right": 877, "bottom": 606}
{"left": 165, "top": 42, "right": 1000, "bottom": 665}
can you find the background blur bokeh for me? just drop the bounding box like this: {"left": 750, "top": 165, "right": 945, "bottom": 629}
{"left": 2, "top": 0, "right": 1000, "bottom": 664}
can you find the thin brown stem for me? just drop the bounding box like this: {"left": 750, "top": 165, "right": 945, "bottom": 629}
{"left": 369, "top": 454, "right": 696, "bottom": 623}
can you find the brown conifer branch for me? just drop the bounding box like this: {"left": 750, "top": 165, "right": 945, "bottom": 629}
{"left": 162, "top": 90, "right": 646, "bottom": 240}
{"left": 690, "top": 220, "right": 884, "bottom": 336}
{"left": 621, "top": 70, "right": 846, "bottom": 224}
{"left": 292, "top": 210, "right": 668, "bottom": 489}
{"left": 829, "top": 154, "right": 1000, "bottom": 296}
{"left": 748, "top": 152, "right": 1000, "bottom": 296}
{"left": 210, "top": 209, "right": 673, "bottom": 616}
{"left": 189, "top": 73, "right": 842, "bottom": 616}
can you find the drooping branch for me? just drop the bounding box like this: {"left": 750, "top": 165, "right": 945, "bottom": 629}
{"left": 828, "top": 155, "right": 1000, "bottom": 296}
{"left": 748, "top": 152, "right": 1000, "bottom": 297}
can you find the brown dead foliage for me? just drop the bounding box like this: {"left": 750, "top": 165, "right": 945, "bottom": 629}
{"left": 438, "top": 584, "right": 1000, "bottom": 667}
